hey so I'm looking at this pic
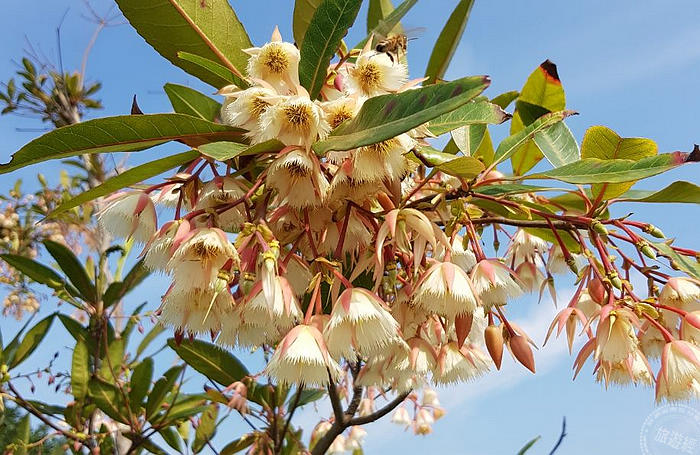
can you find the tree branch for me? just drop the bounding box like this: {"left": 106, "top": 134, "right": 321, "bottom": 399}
{"left": 347, "top": 391, "right": 410, "bottom": 426}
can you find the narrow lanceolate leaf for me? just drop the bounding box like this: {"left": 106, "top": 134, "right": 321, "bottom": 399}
{"left": 367, "top": 0, "right": 395, "bottom": 34}
{"left": 293, "top": 0, "right": 323, "bottom": 45}
{"left": 10, "top": 314, "right": 55, "bottom": 368}
{"left": 167, "top": 338, "right": 249, "bottom": 386}
{"left": 314, "top": 75, "right": 490, "bottom": 154}
{"left": 129, "top": 357, "right": 154, "bottom": 412}
{"left": 530, "top": 152, "right": 695, "bottom": 184}
{"left": 355, "top": 0, "right": 418, "bottom": 50}
{"left": 165, "top": 83, "right": 222, "bottom": 121}
{"left": 424, "top": 0, "right": 475, "bottom": 85}
{"left": 43, "top": 240, "right": 97, "bottom": 302}
{"left": 532, "top": 122, "right": 580, "bottom": 168}
{"left": 410, "top": 146, "right": 484, "bottom": 178}
{"left": 198, "top": 139, "right": 284, "bottom": 161}
{"left": 50, "top": 150, "right": 200, "bottom": 218}
{"left": 89, "top": 379, "right": 128, "bottom": 423}
{"left": 103, "top": 260, "right": 150, "bottom": 308}
{"left": 0, "top": 114, "right": 244, "bottom": 175}
{"left": 178, "top": 52, "right": 246, "bottom": 88}
{"left": 653, "top": 241, "right": 700, "bottom": 280}
{"left": 146, "top": 365, "right": 184, "bottom": 420}
{"left": 115, "top": 0, "right": 251, "bottom": 88}
{"left": 510, "top": 60, "right": 566, "bottom": 175}
{"left": 617, "top": 181, "right": 700, "bottom": 204}
{"left": 493, "top": 110, "right": 575, "bottom": 166}
{"left": 299, "top": 0, "right": 363, "bottom": 99}
{"left": 427, "top": 100, "right": 510, "bottom": 136}
{"left": 193, "top": 404, "right": 219, "bottom": 453}
{"left": 71, "top": 339, "right": 90, "bottom": 400}
{"left": 0, "top": 254, "right": 76, "bottom": 295}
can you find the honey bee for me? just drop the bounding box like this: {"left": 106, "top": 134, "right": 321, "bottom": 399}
{"left": 375, "top": 34, "right": 408, "bottom": 62}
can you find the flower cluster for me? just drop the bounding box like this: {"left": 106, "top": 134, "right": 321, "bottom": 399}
{"left": 95, "top": 28, "right": 700, "bottom": 448}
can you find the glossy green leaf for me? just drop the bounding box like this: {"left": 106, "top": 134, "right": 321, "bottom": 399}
{"left": 531, "top": 153, "right": 692, "bottom": 184}
{"left": 617, "top": 181, "right": 700, "bottom": 203}
{"left": 50, "top": 151, "right": 200, "bottom": 218}
{"left": 299, "top": 0, "right": 363, "bottom": 99}
{"left": 653, "top": 241, "right": 700, "bottom": 280}
{"left": 220, "top": 434, "right": 255, "bottom": 455}
{"left": 115, "top": 0, "right": 251, "bottom": 88}
{"left": 89, "top": 379, "right": 128, "bottom": 423}
{"left": 136, "top": 324, "right": 166, "bottom": 358}
{"left": 160, "top": 427, "right": 184, "bottom": 453}
{"left": 510, "top": 60, "right": 566, "bottom": 175}
{"left": 165, "top": 83, "right": 221, "bottom": 121}
{"left": 146, "top": 365, "right": 184, "bottom": 420}
{"left": 0, "top": 254, "right": 76, "bottom": 296}
{"left": 314, "top": 75, "right": 490, "bottom": 154}
{"left": 533, "top": 121, "right": 580, "bottom": 168}
{"left": 58, "top": 314, "right": 89, "bottom": 345}
{"left": 491, "top": 90, "right": 519, "bottom": 109}
{"left": 424, "top": 0, "right": 475, "bottom": 84}
{"left": 474, "top": 184, "right": 556, "bottom": 196}
{"left": 450, "top": 124, "right": 487, "bottom": 155}
{"left": 517, "top": 436, "right": 541, "bottom": 455}
{"left": 103, "top": 260, "right": 150, "bottom": 308}
{"left": 437, "top": 156, "right": 485, "bottom": 178}
{"left": 293, "top": 0, "right": 323, "bottom": 45}
{"left": 356, "top": 0, "right": 417, "bottom": 50}
{"left": 177, "top": 51, "right": 245, "bottom": 87}
{"left": 296, "top": 388, "right": 326, "bottom": 406}
{"left": 0, "top": 114, "right": 244, "bottom": 175}
{"left": 9, "top": 315, "right": 54, "bottom": 368}
{"left": 167, "top": 338, "right": 248, "bottom": 386}
{"left": 154, "top": 394, "right": 209, "bottom": 424}
{"left": 43, "top": 240, "right": 96, "bottom": 302}
{"left": 129, "top": 357, "right": 154, "bottom": 412}
{"left": 581, "top": 125, "right": 658, "bottom": 200}
{"left": 427, "top": 100, "right": 509, "bottom": 136}
{"left": 193, "top": 404, "right": 218, "bottom": 453}
{"left": 71, "top": 339, "right": 90, "bottom": 400}
{"left": 493, "top": 110, "right": 574, "bottom": 166}
{"left": 367, "top": 0, "right": 395, "bottom": 34}
{"left": 198, "top": 139, "right": 284, "bottom": 161}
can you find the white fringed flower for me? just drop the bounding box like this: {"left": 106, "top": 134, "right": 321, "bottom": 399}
{"left": 159, "top": 279, "right": 234, "bottom": 333}
{"left": 284, "top": 254, "right": 313, "bottom": 297}
{"left": 142, "top": 220, "right": 183, "bottom": 272}
{"left": 324, "top": 288, "right": 402, "bottom": 359}
{"left": 413, "top": 262, "right": 478, "bottom": 318}
{"left": 220, "top": 85, "right": 277, "bottom": 132}
{"left": 345, "top": 427, "right": 367, "bottom": 451}
{"left": 391, "top": 406, "right": 411, "bottom": 426}
{"left": 659, "top": 277, "right": 700, "bottom": 311}
{"left": 656, "top": 340, "right": 700, "bottom": 402}
{"left": 506, "top": 229, "right": 548, "bottom": 265}
{"left": 414, "top": 408, "right": 434, "bottom": 435}
{"left": 448, "top": 235, "right": 477, "bottom": 273}
{"left": 244, "top": 27, "right": 300, "bottom": 94}
{"left": 98, "top": 191, "right": 157, "bottom": 243}
{"left": 470, "top": 259, "right": 522, "bottom": 308}
{"left": 350, "top": 134, "right": 414, "bottom": 183}
{"left": 264, "top": 324, "right": 342, "bottom": 386}
{"left": 433, "top": 342, "right": 491, "bottom": 385}
{"left": 194, "top": 177, "right": 248, "bottom": 232}
{"left": 514, "top": 261, "right": 545, "bottom": 293}
{"left": 595, "top": 308, "right": 639, "bottom": 363}
{"left": 267, "top": 148, "right": 329, "bottom": 208}
{"left": 258, "top": 95, "right": 330, "bottom": 149}
{"left": 238, "top": 279, "right": 301, "bottom": 332}
{"left": 596, "top": 350, "right": 653, "bottom": 387}
{"left": 167, "top": 227, "right": 239, "bottom": 287}
{"left": 327, "top": 435, "right": 347, "bottom": 455}
{"left": 320, "top": 96, "right": 360, "bottom": 130}
{"left": 347, "top": 51, "right": 408, "bottom": 97}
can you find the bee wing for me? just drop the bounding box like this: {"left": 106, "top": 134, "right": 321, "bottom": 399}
{"left": 403, "top": 27, "right": 426, "bottom": 40}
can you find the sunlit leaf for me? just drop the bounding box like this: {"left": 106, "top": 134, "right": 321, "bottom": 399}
{"left": 165, "top": 83, "right": 222, "bottom": 121}
{"left": 89, "top": 378, "right": 128, "bottom": 423}
{"left": 427, "top": 100, "right": 509, "bottom": 136}
{"left": 192, "top": 404, "right": 218, "bottom": 453}
{"left": 293, "top": 0, "right": 323, "bottom": 45}
{"left": 424, "top": 0, "right": 475, "bottom": 85}
{"left": 43, "top": 240, "right": 96, "bottom": 302}
{"left": 617, "top": 181, "right": 700, "bottom": 204}
{"left": 10, "top": 314, "right": 55, "bottom": 368}
{"left": 167, "top": 338, "right": 249, "bottom": 386}
{"left": 71, "top": 339, "right": 89, "bottom": 400}
{"left": 533, "top": 122, "right": 580, "bottom": 168}
{"left": 653, "top": 241, "right": 700, "bottom": 280}
{"left": 129, "top": 358, "right": 154, "bottom": 412}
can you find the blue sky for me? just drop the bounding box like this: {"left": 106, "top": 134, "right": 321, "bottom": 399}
{"left": 1, "top": 1, "right": 700, "bottom": 454}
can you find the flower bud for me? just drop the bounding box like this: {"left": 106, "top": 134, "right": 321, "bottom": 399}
{"left": 643, "top": 224, "right": 666, "bottom": 239}
{"left": 588, "top": 277, "right": 607, "bottom": 304}
{"left": 607, "top": 271, "right": 623, "bottom": 290}
{"left": 637, "top": 242, "right": 657, "bottom": 259}
{"left": 509, "top": 334, "right": 536, "bottom": 373}
{"left": 591, "top": 220, "right": 608, "bottom": 235}
{"left": 484, "top": 325, "right": 504, "bottom": 370}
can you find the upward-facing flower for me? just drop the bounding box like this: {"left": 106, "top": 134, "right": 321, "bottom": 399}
{"left": 412, "top": 262, "right": 478, "bottom": 319}
{"left": 656, "top": 340, "right": 700, "bottom": 402}
{"left": 347, "top": 49, "right": 408, "bottom": 97}
{"left": 244, "top": 27, "right": 300, "bottom": 94}
{"left": 220, "top": 85, "right": 277, "bottom": 132}
{"left": 98, "top": 191, "right": 157, "bottom": 243}
{"left": 266, "top": 148, "right": 329, "bottom": 208}
{"left": 258, "top": 94, "right": 330, "bottom": 149}
{"left": 324, "top": 288, "right": 402, "bottom": 359}
{"left": 168, "top": 227, "right": 239, "bottom": 287}
{"left": 264, "top": 324, "right": 342, "bottom": 386}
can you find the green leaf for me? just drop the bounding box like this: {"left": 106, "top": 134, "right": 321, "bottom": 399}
{"left": 299, "top": 0, "right": 363, "bottom": 99}
{"left": 89, "top": 378, "right": 128, "bottom": 423}
{"left": 159, "top": 427, "right": 184, "bottom": 453}
{"left": 617, "top": 181, "right": 700, "bottom": 203}
{"left": 13, "top": 414, "right": 30, "bottom": 455}
{"left": 474, "top": 183, "right": 556, "bottom": 196}
{"left": 178, "top": 51, "right": 244, "bottom": 87}
{"left": 129, "top": 357, "right": 154, "bottom": 412}
{"left": 71, "top": 339, "right": 90, "bottom": 400}
{"left": 517, "top": 436, "right": 541, "bottom": 455}
{"left": 493, "top": 110, "right": 574, "bottom": 166}
{"left": 220, "top": 434, "right": 255, "bottom": 455}
{"left": 54, "top": 152, "right": 199, "bottom": 219}
{"left": 0, "top": 254, "right": 76, "bottom": 295}
{"left": 491, "top": 90, "right": 519, "bottom": 109}
{"left": 424, "top": 0, "right": 475, "bottom": 85}
{"left": 157, "top": 394, "right": 209, "bottom": 424}
{"left": 103, "top": 260, "right": 151, "bottom": 308}
{"left": 146, "top": 365, "right": 184, "bottom": 420}
{"left": 167, "top": 338, "right": 249, "bottom": 386}
{"left": 115, "top": 0, "right": 251, "bottom": 88}
{"left": 450, "top": 124, "right": 486, "bottom": 155}
{"left": 530, "top": 153, "right": 692, "bottom": 184}
{"left": 193, "top": 404, "right": 218, "bottom": 453}
{"left": 367, "top": 0, "right": 394, "bottom": 34}
{"left": 510, "top": 60, "right": 566, "bottom": 175}
{"left": 136, "top": 324, "right": 166, "bottom": 358}
{"left": 532, "top": 122, "right": 580, "bottom": 168}
{"left": 438, "top": 156, "right": 485, "bottom": 179}
{"left": 356, "top": 0, "right": 418, "bottom": 49}
{"left": 10, "top": 314, "right": 54, "bottom": 368}
{"left": 198, "top": 139, "right": 284, "bottom": 161}
{"left": 581, "top": 125, "right": 658, "bottom": 200}
{"left": 1, "top": 114, "right": 244, "bottom": 175}
{"left": 43, "top": 240, "right": 97, "bottom": 302}
{"left": 653, "top": 241, "right": 700, "bottom": 280}
{"left": 293, "top": 0, "right": 323, "bottom": 45}
{"left": 427, "top": 100, "right": 509, "bottom": 136}
{"left": 296, "top": 388, "right": 325, "bottom": 406}
{"left": 58, "top": 314, "right": 89, "bottom": 345}
{"left": 165, "top": 83, "right": 222, "bottom": 121}
{"left": 314, "top": 75, "right": 490, "bottom": 154}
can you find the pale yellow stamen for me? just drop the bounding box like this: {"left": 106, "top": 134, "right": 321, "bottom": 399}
{"left": 261, "top": 45, "right": 289, "bottom": 74}
{"left": 356, "top": 62, "right": 381, "bottom": 93}
{"left": 284, "top": 104, "right": 312, "bottom": 131}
